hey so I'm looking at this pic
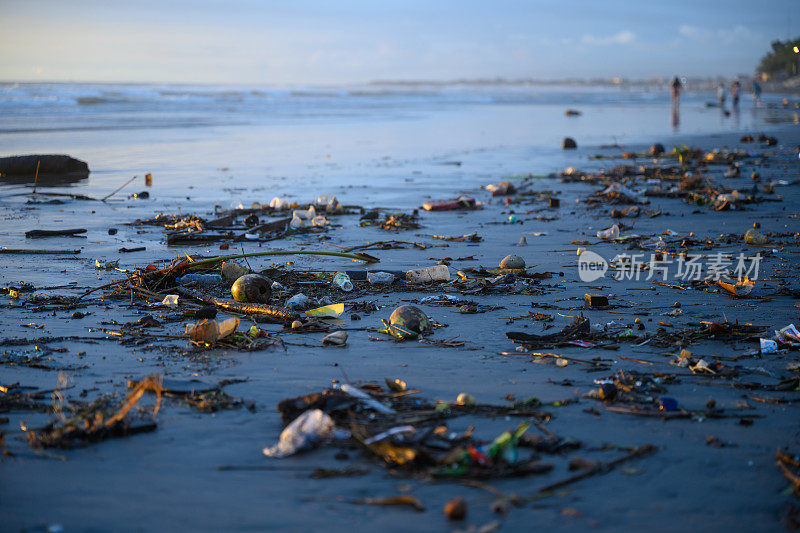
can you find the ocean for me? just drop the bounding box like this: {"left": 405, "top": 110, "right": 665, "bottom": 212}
{"left": 0, "top": 81, "right": 796, "bottom": 208}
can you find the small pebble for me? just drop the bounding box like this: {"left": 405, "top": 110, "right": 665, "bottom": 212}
{"left": 444, "top": 497, "right": 467, "bottom": 521}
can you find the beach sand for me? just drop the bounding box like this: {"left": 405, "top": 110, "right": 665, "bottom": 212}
{"left": 1, "top": 95, "right": 799, "bottom": 531}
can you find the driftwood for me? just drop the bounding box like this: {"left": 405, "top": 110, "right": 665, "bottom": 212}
{"left": 0, "top": 154, "right": 89, "bottom": 179}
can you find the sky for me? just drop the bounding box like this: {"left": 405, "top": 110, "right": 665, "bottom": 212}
{"left": 0, "top": 0, "right": 798, "bottom": 84}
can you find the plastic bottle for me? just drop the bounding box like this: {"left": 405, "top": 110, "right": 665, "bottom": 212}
{"left": 293, "top": 206, "right": 316, "bottom": 220}
{"left": 175, "top": 274, "right": 222, "bottom": 288}
{"left": 285, "top": 293, "right": 313, "bottom": 310}
{"left": 367, "top": 271, "right": 395, "bottom": 284}
{"left": 405, "top": 265, "right": 450, "bottom": 283}
{"left": 332, "top": 272, "right": 353, "bottom": 291}
{"left": 596, "top": 224, "right": 620, "bottom": 240}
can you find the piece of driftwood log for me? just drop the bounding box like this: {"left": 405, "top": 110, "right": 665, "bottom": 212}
{"left": 0, "top": 155, "right": 89, "bottom": 177}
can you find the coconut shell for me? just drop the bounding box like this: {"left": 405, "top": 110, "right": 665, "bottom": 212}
{"left": 499, "top": 254, "right": 525, "bottom": 269}
{"left": 231, "top": 274, "right": 272, "bottom": 303}
{"left": 389, "top": 305, "right": 432, "bottom": 334}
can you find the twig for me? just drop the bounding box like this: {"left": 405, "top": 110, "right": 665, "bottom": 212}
{"left": 32, "top": 160, "right": 40, "bottom": 194}
{"left": 537, "top": 444, "right": 656, "bottom": 494}
{"left": 0, "top": 249, "right": 81, "bottom": 255}
{"left": 184, "top": 250, "right": 379, "bottom": 269}
{"left": 101, "top": 175, "right": 138, "bottom": 202}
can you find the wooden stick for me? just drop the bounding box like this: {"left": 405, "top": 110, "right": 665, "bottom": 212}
{"left": 101, "top": 175, "right": 138, "bottom": 202}
{"left": 0, "top": 249, "right": 81, "bottom": 255}
{"left": 537, "top": 444, "right": 656, "bottom": 493}
{"left": 32, "top": 160, "right": 40, "bottom": 194}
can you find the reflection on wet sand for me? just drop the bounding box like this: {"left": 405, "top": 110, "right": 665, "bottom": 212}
{"left": 671, "top": 101, "right": 680, "bottom": 132}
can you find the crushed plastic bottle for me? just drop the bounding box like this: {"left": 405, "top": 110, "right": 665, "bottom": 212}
{"left": 405, "top": 265, "right": 450, "bottom": 283}
{"left": 597, "top": 224, "right": 620, "bottom": 240}
{"left": 262, "top": 409, "right": 336, "bottom": 458}
{"left": 332, "top": 272, "right": 353, "bottom": 291}
{"left": 367, "top": 271, "right": 395, "bottom": 284}
{"left": 327, "top": 196, "right": 342, "bottom": 214}
{"left": 270, "top": 197, "right": 287, "bottom": 209}
{"left": 311, "top": 215, "right": 329, "bottom": 227}
{"left": 293, "top": 205, "right": 316, "bottom": 220}
{"left": 285, "top": 293, "right": 314, "bottom": 310}
{"left": 175, "top": 273, "right": 222, "bottom": 288}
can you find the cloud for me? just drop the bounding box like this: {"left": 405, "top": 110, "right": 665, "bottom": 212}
{"left": 580, "top": 30, "right": 635, "bottom": 46}
{"left": 678, "top": 24, "right": 761, "bottom": 45}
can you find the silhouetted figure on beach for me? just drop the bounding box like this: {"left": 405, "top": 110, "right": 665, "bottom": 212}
{"left": 717, "top": 83, "right": 727, "bottom": 107}
{"left": 752, "top": 80, "right": 762, "bottom": 104}
{"left": 731, "top": 80, "right": 740, "bottom": 107}
{"left": 669, "top": 77, "right": 682, "bottom": 131}
{"left": 671, "top": 76, "right": 682, "bottom": 102}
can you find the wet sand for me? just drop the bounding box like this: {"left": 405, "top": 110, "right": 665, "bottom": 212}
{"left": 1, "top": 123, "right": 800, "bottom": 532}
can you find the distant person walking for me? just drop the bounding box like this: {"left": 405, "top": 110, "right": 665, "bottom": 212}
{"left": 753, "top": 80, "right": 762, "bottom": 104}
{"left": 731, "top": 80, "right": 740, "bottom": 107}
{"left": 671, "top": 76, "right": 682, "bottom": 101}
{"left": 717, "top": 83, "right": 727, "bottom": 107}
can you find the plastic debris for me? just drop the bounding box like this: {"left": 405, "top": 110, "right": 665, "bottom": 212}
{"left": 775, "top": 324, "right": 800, "bottom": 346}
{"left": 285, "top": 293, "right": 314, "bottom": 311}
{"left": 337, "top": 384, "right": 395, "bottom": 414}
{"left": 185, "top": 318, "right": 239, "bottom": 343}
{"left": 422, "top": 196, "right": 477, "bottom": 211}
{"left": 332, "top": 272, "right": 353, "bottom": 291}
{"left": 485, "top": 181, "right": 516, "bottom": 196}
{"left": 760, "top": 338, "right": 778, "bottom": 354}
{"left": 717, "top": 278, "right": 754, "bottom": 297}
{"left": 597, "top": 224, "right": 620, "bottom": 240}
{"left": 405, "top": 265, "right": 450, "bottom": 283}
{"left": 161, "top": 294, "right": 179, "bottom": 307}
{"left": 367, "top": 271, "right": 395, "bottom": 284}
{"left": 262, "top": 409, "right": 336, "bottom": 458}
{"left": 584, "top": 294, "right": 609, "bottom": 308}
{"left": 322, "top": 330, "right": 348, "bottom": 346}
{"left": 175, "top": 274, "right": 222, "bottom": 289}
{"left": 305, "top": 303, "right": 345, "bottom": 318}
